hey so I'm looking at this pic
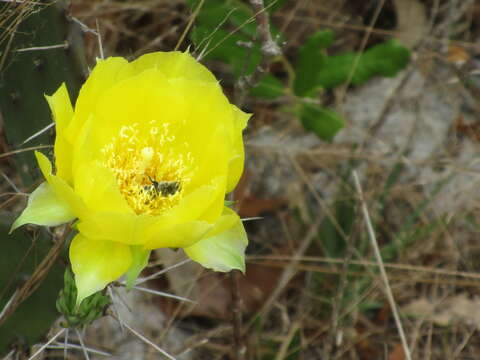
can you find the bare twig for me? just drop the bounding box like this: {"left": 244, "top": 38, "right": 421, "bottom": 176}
{"left": 352, "top": 170, "right": 412, "bottom": 360}
{"left": 0, "top": 145, "right": 52, "bottom": 159}
{"left": 235, "top": 0, "right": 281, "bottom": 106}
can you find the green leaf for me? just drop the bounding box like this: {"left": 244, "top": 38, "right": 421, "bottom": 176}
{"left": 191, "top": 26, "right": 262, "bottom": 77}
{"left": 300, "top": 104, "right": 344, "bottom": 141}
{"left": 317, "top": 39, "right": 411, "bottom": 89}
{"left": 293, "top": 30, "right": 334, "bottom": 97}
{"left": 250, "top": 74, "right": 285, "bottom": 99}
{"left": 188, "top": 0, "right": 281, "bottom": 78}
{"left": 316, "top": 52, "right": 356, "bottom": 89}
{"left": 353, "top": 39, "right": 411, "bottom": 83}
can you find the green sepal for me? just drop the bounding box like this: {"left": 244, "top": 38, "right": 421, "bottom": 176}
{"left": 125, "top": 246, "right": 151, "bottom": 289}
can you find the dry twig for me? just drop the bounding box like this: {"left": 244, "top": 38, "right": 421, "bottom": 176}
{"left": 234, "top": 0, "right": 281, "bottom": 106}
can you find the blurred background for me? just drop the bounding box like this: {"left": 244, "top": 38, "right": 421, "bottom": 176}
{"left": 2, "top": 0, "right": 480, "bottom": 359}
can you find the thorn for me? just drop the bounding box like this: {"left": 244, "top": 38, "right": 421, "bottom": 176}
{"left": 132, "top": 286, "right": 197, "bottom": 304}
{"left": 75, "top": 328, "right": 90, "bottom": 360}
{"left": 21, "top": 122, "right": 54, "bottom": 145}
{"left": 121, "top": 321, "right": 177, "bottom": 360}
{"left": 28, "top": 328, "right": 66, "bottom": 360}
{"left": 133, "top": 259, "right": 191, "bottom": 286}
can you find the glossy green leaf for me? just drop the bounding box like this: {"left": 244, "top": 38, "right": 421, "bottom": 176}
{"left": 317, "top": 39, "right": 411, "bottom": 89}
{"left": 300, "top": 104, "right": 344, "bottom": 142}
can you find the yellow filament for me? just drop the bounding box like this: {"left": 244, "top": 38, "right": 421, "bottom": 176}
{"left": 102, "top": 121, "right": 193, "bottom": 215}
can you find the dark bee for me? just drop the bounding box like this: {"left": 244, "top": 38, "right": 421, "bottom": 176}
{"left": 144, "top": 176, "right": 181, "bottom": 197}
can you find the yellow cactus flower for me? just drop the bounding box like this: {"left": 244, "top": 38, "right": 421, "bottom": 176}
{"left": 12, "top": 51, "right": 250, "bottom": 304}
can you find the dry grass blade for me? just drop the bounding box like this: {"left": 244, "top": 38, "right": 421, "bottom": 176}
{"left": 174, "top": 0, "right": 204, "bottom": 51}
{"left": 0, "top": 145, "right": 53, "bottom": 160}
{"left": 352, "top": 170, "right": 412, "bottom": 360}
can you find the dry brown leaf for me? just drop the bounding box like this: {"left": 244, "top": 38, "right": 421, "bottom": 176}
{"left": 237, "top": 196, "right": 286, "bottom": 218}
{"left": 455, "top": 116, "right": 480, "bottom": 142}
{"left": 447, "top": 45, "right": 470, "bottom": 65}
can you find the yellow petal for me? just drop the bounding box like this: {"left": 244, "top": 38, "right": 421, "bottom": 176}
{"left": 65, "top": 57, "right": 132, "bottom": 145}
{"left": 164, "top": 176, "right": 225, "bottom": 223}
{"left": 196, "top": 176, "right": 227, "bottom": 223}
{"left": 85, "top": 70, "right": 188, "bottom": 151}
{"left": 74, "top": 160, "right": 132, "bottom": 214}
{"left": 226, "top": 107, "right": 250, "bottom": 192}
{"left": 45, "top": 83, "right": 74, "bottom": 183}
{"left": 185, "top": 122, "right": 230, "bottom": 192}
{"left": 35, "top": 151, "right": 86, "bottom": 218}
{"left": 143, "top": 221, "right": 213, "bottom": 249}
{"left": 203, "top": 207, "right": 240, "bottom": 238}
{"left": 142, "top": 177, "right": 226, "bottom": 247}
{"left": 70, "top": 234, "right": 132, "bottom": 304}
{"left": 76, "top": 181, "right": 221, "bottom": 246}
{"left": 76, "top": 213, "right": 155, "bottom": 245}
{"left": 10, "top": 182, "right": 75, "bottom": 232}
{"left": 45, "top": 83, "right": 73, "bottom": 130}
{"left": 129, "top": 51, "right": 217, "bottom": 82}
{"left": 184, "top": 208, "right": 247, "bottom": 272}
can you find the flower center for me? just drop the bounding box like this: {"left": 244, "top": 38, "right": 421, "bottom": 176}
{"left": 102, "top": 121, "right": 193, "bottom": 215}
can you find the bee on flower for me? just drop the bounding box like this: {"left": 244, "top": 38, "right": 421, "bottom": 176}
{"left": 11, "top": 51, "right": 250, "bottom": 305}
